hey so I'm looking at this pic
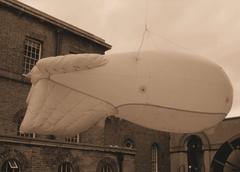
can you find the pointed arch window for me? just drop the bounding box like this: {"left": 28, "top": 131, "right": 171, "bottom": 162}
{"left": 151, "top": 143, "right": 159, "bottom": 172}
{"left": 1, "top": 159, "right": 20, "bottom": 172}
{"left": 97, "top": 158, "right": 117, "bottom": 172}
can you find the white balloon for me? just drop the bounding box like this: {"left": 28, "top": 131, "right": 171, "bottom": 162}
{"left": 20, "top": 51, "right": 233, "bottom": 136}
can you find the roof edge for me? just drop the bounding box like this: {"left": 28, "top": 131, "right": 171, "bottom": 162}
{"left": 224, "top": 116, "right": 240, "bottom": 121}
{"left": 0, "top": 0, "right": 112, "bottom": 49}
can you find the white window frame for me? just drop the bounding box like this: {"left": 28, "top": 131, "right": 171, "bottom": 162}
{"left": 23, "top": 38, "right": 42, "bottom": 74}
{"left": 8, "top": 160, "right": 18, "bottom": 169}
{"left": 2, "top": 159, "right": 20, "bottom": 172}
{"left": 151, "top": 144, "right": 159, "bottom": 172}
{"left": 65, "top": 134, "right": 80, "bottom": 143}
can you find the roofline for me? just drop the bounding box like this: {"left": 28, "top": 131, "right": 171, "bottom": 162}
{"left": 0, "top": 0, "right": 112, "bottom": 50}
{"left": 224, "top": 116, "right": 240, "bottom": 121}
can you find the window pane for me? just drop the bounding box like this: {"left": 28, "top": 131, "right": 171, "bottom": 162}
{"left": 65, "top": 134, "right": 80, "bottom": 143}
{"left": 2, "top": 160, "right": 20, "bottom": 172}
{"left": 58, "top": 162, "right": 73, "bottom": 172}
{"left": 23, "top": 38, "right": 41, "bottom": 74}
{"left": 152, "top": 144, "right": 158, "bottom": 172}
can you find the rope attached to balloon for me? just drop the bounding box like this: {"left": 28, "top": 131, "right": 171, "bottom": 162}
{"left": 136, "top": 0, "right": 201, "bottom": 60}
{"left": 136, "top": 0, "right": 149, "bottom": 61}
{"left": 134, "top": 0, "right": 203, "bottom": 104}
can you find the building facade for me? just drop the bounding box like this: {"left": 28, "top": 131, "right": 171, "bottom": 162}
{"left": 0, "top": 0, "right": 170, "bottom": 171}
{"left": 170, "top": 117, "right": 240, "bottom": 172}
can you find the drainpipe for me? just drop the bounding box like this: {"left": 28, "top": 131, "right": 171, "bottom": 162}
{"left": 55, "top": 29, "right": 63, "bottom": 56}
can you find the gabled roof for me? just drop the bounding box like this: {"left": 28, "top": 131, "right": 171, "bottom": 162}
{"left": 0, "top": 0, "right": 112, "bottom": 49}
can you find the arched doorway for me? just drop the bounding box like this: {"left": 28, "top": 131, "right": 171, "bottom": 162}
{"left": 211, "top": 137, "right": 240, "bottom": 172}
{"left": 187, "top": 135, "right": 203, "bottom": 172}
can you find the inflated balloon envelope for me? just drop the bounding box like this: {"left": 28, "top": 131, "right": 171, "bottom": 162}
{"left": 20, "top": 51, "right": 233, "bottom": 136}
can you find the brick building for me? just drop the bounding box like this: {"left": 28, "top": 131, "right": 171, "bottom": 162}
{"left": 0, "top": 0, "right": 170, "bottom": 171}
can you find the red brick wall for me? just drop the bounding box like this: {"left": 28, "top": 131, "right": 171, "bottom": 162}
{"left": 0, "top": 77, "right": 29, "bottom": 136}
{"left": 0, "top": 6, "right": 56, "bottom": 74}
{"left": 0, "top": 139, "right": 135, "bottom": 172}
{"left": 0, "top": 4, "right": 107, "bottom": 75}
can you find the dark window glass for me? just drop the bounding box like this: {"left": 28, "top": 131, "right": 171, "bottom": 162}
{"left": 187, "top": 135, "right": 203, "bottom": 172}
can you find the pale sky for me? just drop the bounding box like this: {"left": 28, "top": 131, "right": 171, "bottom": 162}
{"left": 19, "top": 0, "right": 240, "bottom": 117}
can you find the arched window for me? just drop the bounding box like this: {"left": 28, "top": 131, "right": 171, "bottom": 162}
{"left": 151, "top": 143, "right": 159, "bottom": 172}
{"left": 58, "top": 162, "right": 73, "bottom": 172}
{"left": 97, "top": 158, "right": 118, "bottom": 172}
{"left": 101, "top": 163, "right": 114, "bottom": 172}
{"left": 187, "top": 135, "right": 203, "bottom": 172}
{"left": 1, "top": 159, "right": 20, "bottom": 172}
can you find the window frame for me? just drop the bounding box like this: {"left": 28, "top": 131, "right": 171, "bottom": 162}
{"left": 187, "top": 135, "right": 203, "bottom": 172}
{"left": 151, "top": 143, "right": 159, "bottom": 172}
{"left": 58, "top": 162, "right": 73, "bottom": 172}
{"left": 2, "top": 159, "right": 20, "bottom": 172}
{"left": 101, "top": 163, "right": 114, "bottom": 172}
{"left": 96, "top": 158, "right": 118, "bottom": 172}
{"left": 23, "top": 37, "right": 42, "bottom": 74}
{"left": 65, "top": 134, "right": 80, "bottom": 144}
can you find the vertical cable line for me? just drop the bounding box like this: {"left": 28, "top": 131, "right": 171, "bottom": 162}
{"left": 136, "top": 0, "right": 149, "bottom": 60}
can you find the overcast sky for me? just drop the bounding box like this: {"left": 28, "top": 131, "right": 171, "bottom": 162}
{"left": 19, "top": 0, "right": 240, "bottom": 117}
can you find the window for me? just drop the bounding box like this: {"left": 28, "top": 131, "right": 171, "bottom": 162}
{"left": 1, "top": 159, "right": 20, "bottom": 172}
{"left": 97, "top": 158, "right": 117, "bottom": 172}
{"left": 65, "top": 134, "right": 80, "bottom": 143}
{"left": 187, "top": 135, "right": 203, "bottom": 172}
{"left": 101, "top": 164, "right": 114, "bottom": 172}
{"left": 17, "top": 117, "right": 35, "bottom": 138}
{"left": 23, "top": 38, "right": 42, "bottom": 74}
{"left": 58, "top": 162, "right": 73, "bottom": 172}
{"left": 151, "top": 144, "right": 159, "bottom": 172}
{"left": 124, "top": 138, "right": 134, "bottom": 149}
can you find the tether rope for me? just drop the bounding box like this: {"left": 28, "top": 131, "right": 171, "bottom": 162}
{"left": 135, "top": 0, "right": 201, "bottom": 58}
